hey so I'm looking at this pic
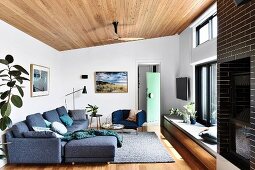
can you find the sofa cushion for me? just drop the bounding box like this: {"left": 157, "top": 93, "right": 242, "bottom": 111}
{"left": 69, "top": 109, "right": 86, "bottom": 120}
{"left": 65, "top": 136, "right": 117, "bottom": 158}
{"left": 66, "top": 120, "right": 89, "bottom": 133}
{"left": 43, "top": 109, "right": 62, "bottom": 123}
{"left": 33, "top": 126, "right": 64, "bottom": 138}
{"left": 23, "top": 131, "right": 56, "bottom": 138}
{"left": 56, "top": 106, "right": 68, "bottom": 116}
{"left": 26, "top": 113, "right": 46, "bottom": 130}
{"left": 51, "top": 122, "right": 67, "bottom": 135}
{"left": 12, "top": 121, "right": 29, "bottom": 138}
{"left": 44, "top": 119, "right": 51, "bottom": 127}
{"left": 60, "top": 115, "right": 73, "bottom": 126}
{"left": 118, "top": 120, "right": 138, "bottom": 129}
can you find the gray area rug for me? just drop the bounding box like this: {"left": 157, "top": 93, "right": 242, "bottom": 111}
{"left": 112, "top": 132, "right": 175, "bottom": 163}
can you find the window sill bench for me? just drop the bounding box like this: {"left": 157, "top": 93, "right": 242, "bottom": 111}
{"left": 161, "top": 115, "right": 216, "bottom": 170}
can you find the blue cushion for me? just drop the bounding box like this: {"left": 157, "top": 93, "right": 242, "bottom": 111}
{"left": 23, "top": 131, "right": 56, "bottom": 138}
{"left": 26, "top": 113, "right": 46, "bottom": 130}
{"left": 43, "top": 109, "right": 62, "bottom": 123}
{"left": 60, "top": 115, "right": 73, "bottom": 126}
{"left": 56, "top": 106, "right": 68, "bottom": 116}
{"left": 12, "top": 121, "right": 29, "bottom": 138}
{"left": 118, "top": 120, "right": 138, "bottom": 129}
{"left": 122, "top": 110, "right": 131, "bottom": 119}
{"left": 44, "top": 119, "right": 51, "bottom": 127}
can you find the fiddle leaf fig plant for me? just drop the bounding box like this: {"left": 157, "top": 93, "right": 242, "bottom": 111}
{"left": 0, "top": 54, "right": 29, "bottom": 130}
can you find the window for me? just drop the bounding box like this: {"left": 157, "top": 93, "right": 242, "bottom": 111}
{"left": 196, "top": 14, "right": 217, "bottom": 46}
{"left": 196, "top": 62, "right": 217, "bottom": 126}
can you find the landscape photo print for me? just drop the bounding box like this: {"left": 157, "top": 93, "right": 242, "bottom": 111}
{"left": 95, "top": 71, "right": 128, "bottom": 93}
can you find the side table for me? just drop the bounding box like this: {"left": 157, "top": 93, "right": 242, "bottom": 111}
{"left": 89, "top": 114, "right": 103, "bottom": 129}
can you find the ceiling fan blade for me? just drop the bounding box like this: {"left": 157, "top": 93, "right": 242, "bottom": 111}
{"left": 118, "top": 37, "right": 144, "bottom": 41}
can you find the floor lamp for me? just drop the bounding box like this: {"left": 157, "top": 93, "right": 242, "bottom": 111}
{"left": 65, "top": 86, "right": 87, "bottom": 110}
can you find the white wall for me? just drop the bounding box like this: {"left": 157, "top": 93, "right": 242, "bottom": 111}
{"left": 0, "top": 20, "right": 64, "bottom": 128}
{"left": 61, "top": 36, "right": 179, "bottom": 124}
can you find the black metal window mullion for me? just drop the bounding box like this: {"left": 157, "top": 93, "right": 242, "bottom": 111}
{"left": 196, "top": 13, "right": 217, "bottom": 47}
{"left": 196, "top": 62, "right": 216, "bottom": 127}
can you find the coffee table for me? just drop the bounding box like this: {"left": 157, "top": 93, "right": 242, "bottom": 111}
{"left": 102, "top": 124, "right": 124, "bottom": 132}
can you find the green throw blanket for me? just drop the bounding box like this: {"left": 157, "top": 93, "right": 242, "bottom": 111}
{"left": 62, "top": 129, "right": 122, "bottom": 147}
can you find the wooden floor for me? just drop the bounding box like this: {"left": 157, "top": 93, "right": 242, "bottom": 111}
{"left": 1, "top": 125, "right": 191, "bottom": 170}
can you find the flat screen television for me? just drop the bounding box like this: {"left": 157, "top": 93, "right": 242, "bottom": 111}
{"left": 176, "top": 77, "right": 189, "bottom": 101}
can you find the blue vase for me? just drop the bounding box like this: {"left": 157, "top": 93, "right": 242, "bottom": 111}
{"left": 190, "top": 118, "right": 196, "bottom": 124}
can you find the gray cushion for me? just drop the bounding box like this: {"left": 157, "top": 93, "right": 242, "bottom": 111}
{"left": 65, "top": 136, "right": 117, "bottom": 158}
{"left": 23, "top": 131, "right": 56, "bottom": 138}
{"left": 66, "top": 120, "right": 89, "bottom": 132}
{"left": 26, "top": 113, "right": 46, "bottom": 130}
{"left": 56, "top": 106, "right": 68, "bottom": 116}
{"left": 43, "top": 109, "right": 62, "bottom": 123}
{"left": 12, "top": 121, "right": 29, "bottom": 138}
{"left": 69, "top": 109, "right": 86, "bottom": 120}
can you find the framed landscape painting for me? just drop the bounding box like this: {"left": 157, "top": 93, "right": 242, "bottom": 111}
{"left": 30, "top": 64, "right": 50, "bottom": 97}
{"left": 95, "top": 72, "right": 128, "bottom": 93}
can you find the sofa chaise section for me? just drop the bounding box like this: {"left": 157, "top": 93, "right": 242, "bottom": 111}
{"left": 65, "top": 136, "right": 117, "bottom": 163}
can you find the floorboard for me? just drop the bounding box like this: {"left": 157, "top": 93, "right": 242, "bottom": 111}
{"left": 1, "top": 125, "right": 191, "bottom": 170}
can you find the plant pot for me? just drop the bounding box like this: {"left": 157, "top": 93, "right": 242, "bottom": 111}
{"left": 91, "top": 112, "right": 97, "bottom": 117}
{"left": 190, "top": 118, "right": 196, "bottom": 124}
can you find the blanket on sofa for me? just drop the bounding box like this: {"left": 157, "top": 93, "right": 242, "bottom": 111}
{"left": 62, "top": 129, "right": 122, "bottom": 147}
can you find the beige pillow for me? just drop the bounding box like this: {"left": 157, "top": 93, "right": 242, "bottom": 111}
{"left": 126, "top": 110, "right": 141, "bottom": 122}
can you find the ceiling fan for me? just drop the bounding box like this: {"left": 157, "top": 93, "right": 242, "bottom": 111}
{"left": 110, "top": 21, "right": 144, "bottom": 41}
{"left": 94, "top": 21, "right": 144, "bottom": 44}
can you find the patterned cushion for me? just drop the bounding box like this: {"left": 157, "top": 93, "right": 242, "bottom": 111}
{"left": 26, "top": 113, "right": 46, "bottom": 130}
{"left": 12, "top": 121, "right": 29, "bottom": 138}
{"left": 56, "top": 106, "right": 68, "bottom": 116}
{"left": 43, "top": 109, "right": 62, "bottom": 123}
{"left": 69, "top": 110, "right": 86, "bottom": 120}
{"left": 23, "top": 131, "right": 56, "bottom": 138}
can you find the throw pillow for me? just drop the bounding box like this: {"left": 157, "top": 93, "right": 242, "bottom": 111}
{"left": 44, "top": 119, "right": 52, "bottom": 127}
{"left": 126, "top": 110, "right": 141, "bottom": 122}
{"left": 23, "top": 131, "right": 56, "bottom": 138}
{"left": 60, "top": 115, "right": 73, "bottom": 126}
{"left": 32, "top": 126, "right": 64, "bottom": 138}
{"left": 32, "top": 126, "right": 51, "bottom": 132}
{"left": 51, "top": 122, "right": 67, "bottom": 135}
{"left": 69, "top": 109, "right": 86, "bottom": 120}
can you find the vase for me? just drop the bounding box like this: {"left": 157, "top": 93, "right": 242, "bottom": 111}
{"left": 190, "top": 118, "right": 196, "bottom": 124}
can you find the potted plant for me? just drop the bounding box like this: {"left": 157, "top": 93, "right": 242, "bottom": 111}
{"left": 169, "top": 108, "right": 190, "bottom": 123}
{"left": 183, "top": 102, "right": 197, "bottom": 124}
{"left": 169, "top": 102, "right": 197, "bottom": 124}
{"left": 0, "top": 54, "right": 29, "bottom": 130}
{"left": 86, "top": 104, "right": 99, "bottom": 116}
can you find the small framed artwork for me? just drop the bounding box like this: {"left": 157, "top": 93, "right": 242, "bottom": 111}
{"left": 30, "top": 64, "right": 50, "bottom": 97}
{"left": 95, "top": 71, "right": 128, "bottom": 93}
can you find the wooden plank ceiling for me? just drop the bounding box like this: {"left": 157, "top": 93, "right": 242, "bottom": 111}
{"left": 0, "top": 0, "right": 215, "bottom": 51}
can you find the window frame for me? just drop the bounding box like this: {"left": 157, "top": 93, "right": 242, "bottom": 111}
{"left": 196, "top": 13, "right": 217, "bottom": 46}
{"left": 195, "top": 61, "right": 217, "bottom": 127}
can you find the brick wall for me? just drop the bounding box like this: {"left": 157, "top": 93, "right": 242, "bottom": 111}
{"left": 218, "top": 0, "right": 255, "bottom": 169}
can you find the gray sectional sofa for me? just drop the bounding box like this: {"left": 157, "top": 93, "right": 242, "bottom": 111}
{"left": 4, "top": 106, "right": 117, "bottom": 164}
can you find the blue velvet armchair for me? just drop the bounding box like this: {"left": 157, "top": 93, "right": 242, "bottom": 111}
{"left": 112, "top": 110, "right": 146, "bottom": 132}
